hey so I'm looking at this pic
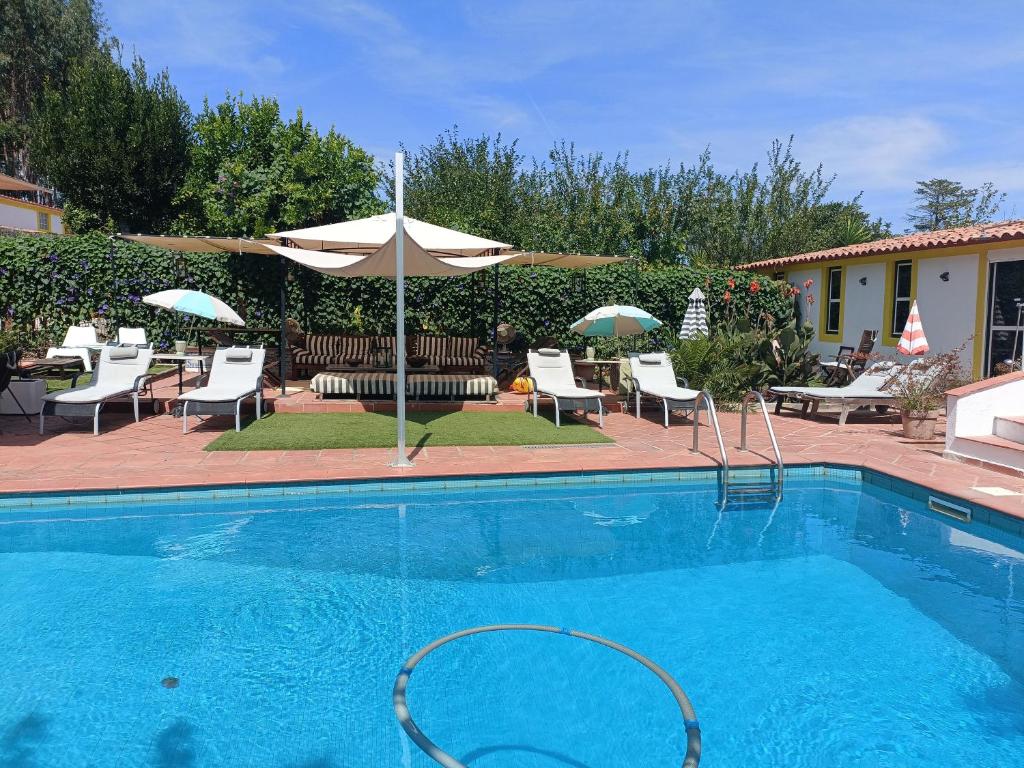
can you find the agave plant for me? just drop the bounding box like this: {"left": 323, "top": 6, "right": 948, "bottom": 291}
{"left": 756, "top": 321, "right": 818, "bottom": 387}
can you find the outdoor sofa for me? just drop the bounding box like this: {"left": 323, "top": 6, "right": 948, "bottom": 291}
{"left": 290, "top": 333, "right": 489, "bottom": 377}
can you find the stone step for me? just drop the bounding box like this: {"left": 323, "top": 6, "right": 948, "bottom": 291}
{"left": 948, "top": 434, "right": 1024, "bottom": 477}
{"left": 993, "top": 416, "right": 1024, "bottom": 445}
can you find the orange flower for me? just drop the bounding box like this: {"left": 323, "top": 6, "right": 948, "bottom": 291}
{"left": 723, "top": 290, "right": 732, "bottom": 303}
{"left": 750, "top": 280, "right": 761, "bottom": 293}
{"left": 803, "top": 278, "right": 814, "bottom": 289}
{"left": 727, "top": 278, "right": 736, "bottom": 289}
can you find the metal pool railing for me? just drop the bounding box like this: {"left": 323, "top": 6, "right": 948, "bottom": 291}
{"left": 393, "top": 624, "right": 701, "bottom": 768}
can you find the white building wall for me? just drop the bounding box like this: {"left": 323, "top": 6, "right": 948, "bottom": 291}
{"left": 913, "top": 253, "right": 977, "bottom": 369}
{"left": 782, "top": 253, "right": 979, "bottom": 369}
{"left": 838, "top": 261, "right": 887, "bottom": 347}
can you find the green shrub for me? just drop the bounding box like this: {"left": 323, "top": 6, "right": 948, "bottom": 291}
{"left": 0, "top": 233, "right": 795, "bottom": 351}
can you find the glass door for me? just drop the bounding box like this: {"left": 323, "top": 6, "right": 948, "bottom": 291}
{"left": 986, "top": 260, "right": 1024, "bottom": 374}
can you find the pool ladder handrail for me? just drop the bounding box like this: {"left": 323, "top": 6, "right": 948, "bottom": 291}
{"left": 690, "top": 391, "right": 729, "bottom": 499}
{"left": 739, "top": 390, "right": 784, "bottom": 500}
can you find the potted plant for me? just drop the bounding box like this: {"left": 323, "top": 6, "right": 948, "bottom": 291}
{"left": 886, "top": 345, "right": 967, "bottom": 440}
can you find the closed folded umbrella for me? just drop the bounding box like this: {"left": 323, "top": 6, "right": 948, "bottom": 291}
{"left": 679, "top": 287, "right": 709, "bottom": 339}
{"left": 571, "top": 305, "right": 662, "bottom": 337}
{"left": 143, "top": 289, "right": 245, "bottom": 326}
{"left": 896, "top": 300, "right": 929, "bottom": 355}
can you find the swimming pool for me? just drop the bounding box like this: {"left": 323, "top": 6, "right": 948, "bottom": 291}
{"left": 1, "top": 467, "right": 1022, "bottom": 767}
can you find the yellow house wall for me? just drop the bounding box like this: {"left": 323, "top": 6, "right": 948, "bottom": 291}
{"left": 0, "top": 197, "right": 64, "bottom": 234}
{"left": 757, "top": 240, "right": 1024, "bottom": 378}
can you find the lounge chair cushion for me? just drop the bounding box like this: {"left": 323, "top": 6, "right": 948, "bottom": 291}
{"left": 537, "top": 348, "right": 561, "bottom": 357}
{"left": 108, "top": 346, "right": 139, "bottom": 360}
{"left": 637, "top": 353, "right": 663, "bottom": 364}
{"left": 225, "top": 349, "right": 253, "bottom": 363}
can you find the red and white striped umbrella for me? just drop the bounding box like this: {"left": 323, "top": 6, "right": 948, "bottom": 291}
{"left": 897, "top": 300, "right": 929, "bottom": 355}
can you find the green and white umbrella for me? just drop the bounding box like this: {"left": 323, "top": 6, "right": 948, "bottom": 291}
{"left": 571, "top": 305, "right": 662, "bottom": 337}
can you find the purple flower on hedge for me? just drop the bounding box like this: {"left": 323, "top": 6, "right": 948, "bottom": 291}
{"left": 47, "top": 253, "right": 58, "bottom": 263}
{"left": 6, "top": 307, "right": 13, "bottom": 317}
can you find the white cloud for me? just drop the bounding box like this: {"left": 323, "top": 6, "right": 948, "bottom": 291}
{"left": 105, "top": 0, "right": 286, "bottom": 80}
{"left": 800, "top": 115, "right": 950, "bottom": 190}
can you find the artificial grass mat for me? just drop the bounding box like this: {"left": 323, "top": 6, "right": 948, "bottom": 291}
{"left": 205, "top": 410, "right": 613, "bottom": 451}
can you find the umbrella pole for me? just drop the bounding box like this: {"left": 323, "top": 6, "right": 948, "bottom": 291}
{"left": 391, "top": 151, "right": 413, "bottom": 467}
{"left": 278, "top": 250, "right": 288, "bottom": 396}
{"left": 491, "top": 263, "right": 499, "bottom": 379}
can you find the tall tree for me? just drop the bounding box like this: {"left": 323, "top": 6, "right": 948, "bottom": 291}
{"left": 394, "top": 128, "right": 527, "bottom": 245}
{"left": 30, "top": 44, "right": 191, "bottom": 232}
{"left": 0, "top": 0, "right": 104, "bottom": 178}
{"left": 172, "top": 93, "right": 381, "bottom": 237}
{"left": 907, "top": 178, "right": 1005, "bottom": 232}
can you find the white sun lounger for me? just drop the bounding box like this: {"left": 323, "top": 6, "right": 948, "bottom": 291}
{"left": 46, "top": 325, "right": 99, "bottom": 372}
{"left": 178, "top": 346, "right": 266, "bottom": 433}
{"left": 527, "top": 348, "right": 604, "bottom": 428}
{"left": 770, "top": 362, "right": 901, "bottom": 425}
{"left": 627, "top": 352, "right": 702, "bottom": 428}
{"left": 40, "top": 344, "right": 155, "bottom": 435}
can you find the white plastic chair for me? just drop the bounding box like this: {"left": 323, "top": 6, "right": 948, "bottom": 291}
{"left": 46, "top": 325, "right": 98, "bottom": 372}
{"left": 117, "top": 327, "right": 148, "bottom": 345}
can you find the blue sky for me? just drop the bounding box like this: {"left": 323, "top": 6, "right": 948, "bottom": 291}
{"left": 104, "top": 0, "right": 1024, "bottom": 230}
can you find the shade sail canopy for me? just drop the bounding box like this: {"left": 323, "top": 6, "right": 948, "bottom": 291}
{"left": 120, "top": 235, "right": 278, "bottom": 255}
{"left": 501, "top": 251, "right": 628, "bottom": 268}
{"left": 266, "top": 240, "right": 515, "bottom": 277}
{"left": 571, "top": 305, "right": 663, "bottom": 337}
{"left": 143, "top": 289, "right": 245, "bottom": 326}
{"left": 269, "top": 213, "right": 513, "bottom": 256}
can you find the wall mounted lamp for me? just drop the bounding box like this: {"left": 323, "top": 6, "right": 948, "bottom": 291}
{"left": 858, "top": 276, "right": 867, "bottom": 286}
{"left": 940, "top": 271, "right": 950, "bottom": 282}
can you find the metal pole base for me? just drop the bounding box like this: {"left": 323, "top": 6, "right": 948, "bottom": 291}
{"left": 389, "top": 453, "right": 415, "bottom": 468}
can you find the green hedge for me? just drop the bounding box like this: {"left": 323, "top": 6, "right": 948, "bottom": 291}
{"left": 0, "top": 233, "right": 794, "bottom": 351}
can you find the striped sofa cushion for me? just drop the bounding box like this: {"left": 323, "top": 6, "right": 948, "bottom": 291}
{"left": 407, "top": 374, "right": 497, "bottom": 399}
{"left": 311, "top": 372, "right": 396, "bottom": 397}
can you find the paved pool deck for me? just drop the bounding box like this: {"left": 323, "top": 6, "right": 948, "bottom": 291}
{"left": 3, "top": 375, "right": 1024, "bottom": 519}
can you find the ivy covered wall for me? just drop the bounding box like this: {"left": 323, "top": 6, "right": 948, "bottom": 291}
{"left": 0, "top": 233, "right": 794, "bottom": 351}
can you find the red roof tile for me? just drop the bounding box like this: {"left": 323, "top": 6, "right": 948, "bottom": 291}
{"left": 739, "top": 220, "right": 1024, "bottom": 272}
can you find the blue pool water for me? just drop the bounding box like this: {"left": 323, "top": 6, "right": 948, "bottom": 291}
{"left": 1, "top": 469, "right": 1024, "bottom": 767}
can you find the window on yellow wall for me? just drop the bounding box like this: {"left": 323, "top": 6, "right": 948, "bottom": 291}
{"left": 890, "top": 260, "right": 912, "bottom": 336}
{"left": 826, "top": 266, "right": 842, "bottom": 334}
{"left": 36, "top": 212, "right": 50, "bottom": 231}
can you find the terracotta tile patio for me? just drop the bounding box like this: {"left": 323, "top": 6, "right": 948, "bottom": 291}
{"left": 4, "top": 372, "right": 1024, "bottom": 520}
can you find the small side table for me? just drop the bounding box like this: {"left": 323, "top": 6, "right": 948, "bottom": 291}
{"left": 574, "top": 359, "right": 621, "bottom": 392}
{"left": 151, "top": 353, "right": 211, "bottom": 395}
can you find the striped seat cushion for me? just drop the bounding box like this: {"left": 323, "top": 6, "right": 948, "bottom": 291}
{"left": 407, "top": 374, "right": 497, "bottom": 398}
{"left": 311, "top": 372, "right": 396, "bottom": 397}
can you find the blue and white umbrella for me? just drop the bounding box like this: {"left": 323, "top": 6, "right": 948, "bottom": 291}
{"left": 143, "top": 289, "right": 245, "bottom": 326}
{"left": 571, "top": 305, "right": 662, "bottom": 337}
